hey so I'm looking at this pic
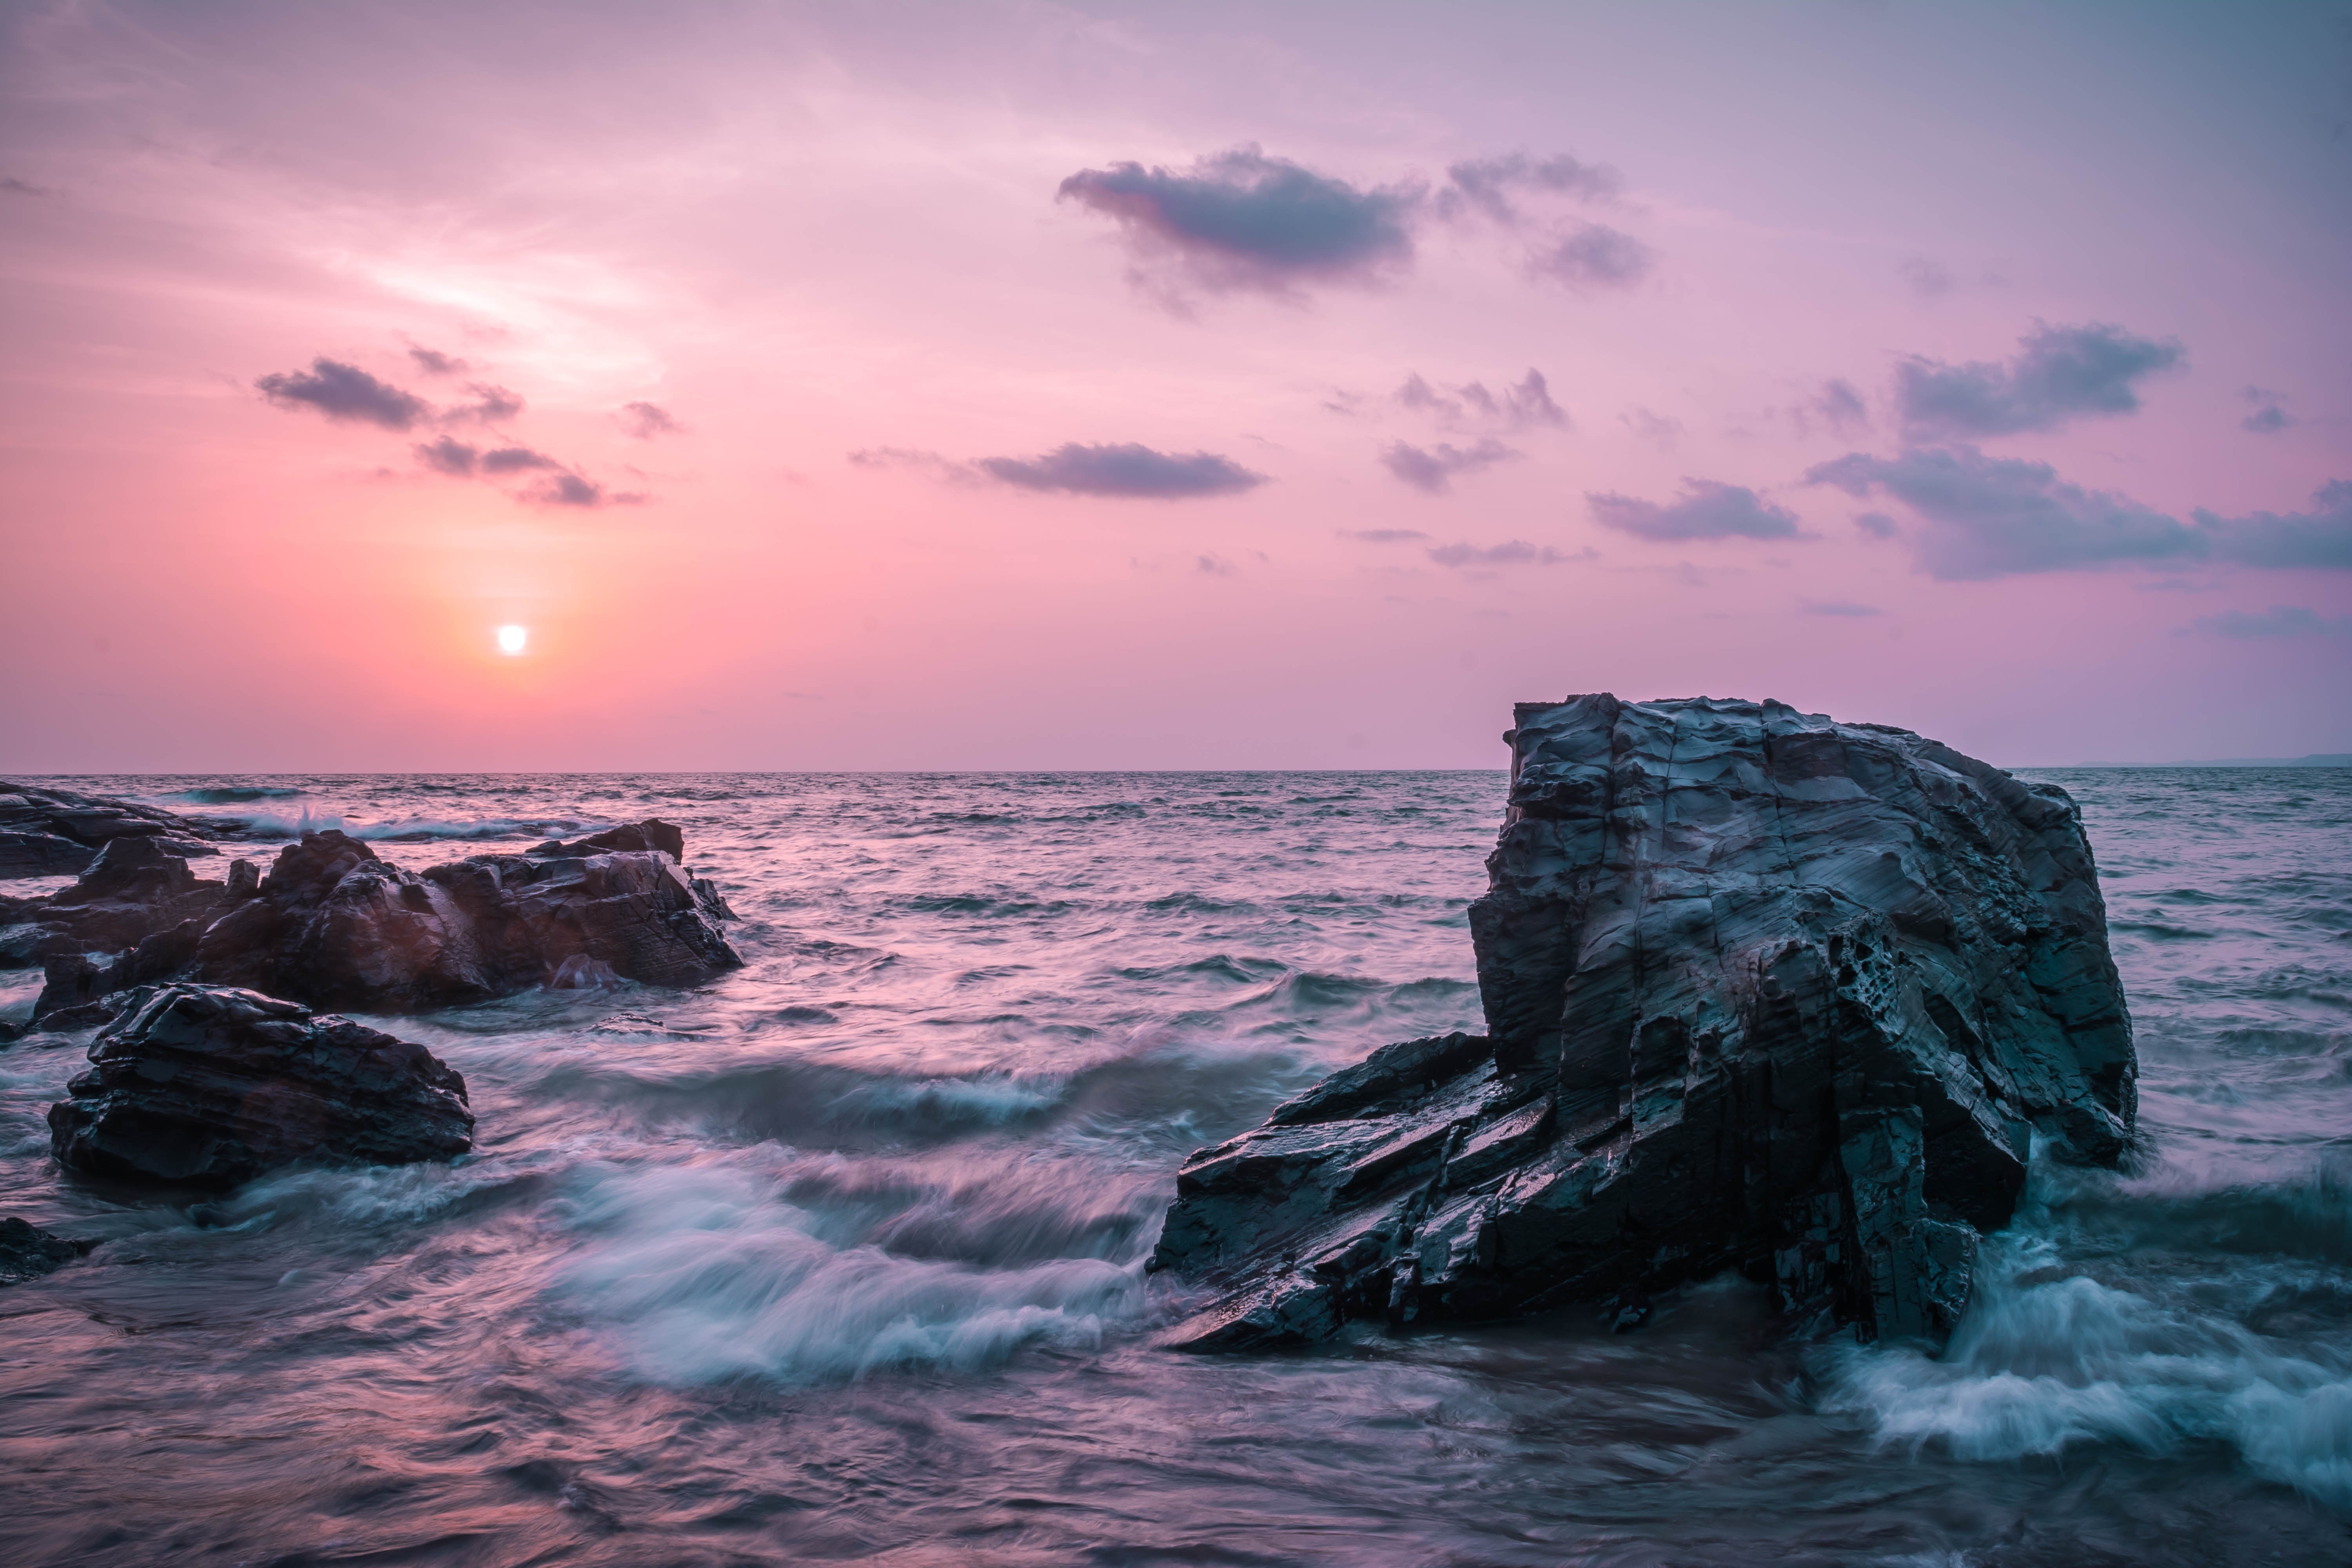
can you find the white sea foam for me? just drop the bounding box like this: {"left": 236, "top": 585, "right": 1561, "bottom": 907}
{"left": 543, "top": 1156, "right": 1142, "bottom": 1383}
{"left": 1819, "top": 1232, "right": 2352, "bottom": 1510}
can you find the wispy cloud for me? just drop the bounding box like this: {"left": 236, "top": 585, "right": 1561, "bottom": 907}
{"left": 1396, "top": 368, "right": 1565, "bottom": 429}
{"left": 1427, "top": 539, "right": 1588, "bottom": 568}
{"left": 2180, "top": 605, "right": 2352, "bottom": 638}
{"left": 1588, "top": 479, "right": 1802, "bottom": 541}
{"left": 1380, "top": 438, "right": 1519, "bottom": 494}
{"left": 1895, "top": 321, "right": 2185, "bottom": 440}
{"left": 1529, "top": 223, "right": 1653, "bottom": 290}
{"left": 406, "top": 345, "right": 468, "bottom": 376}
{"left": 976, "top": 442, "right": 1266, "bottom": 498}
{"left": 1437, "top": 153, "right": 1619, "bottom": 223}
{"left": 1339, "top": 528, "right": 1428, "bottom": 543}
{"left": 1811, "top": 450, "right": 2352, "bottom": 578}
{"left": 619, "top": 401, "right": 680, "bottom": 439}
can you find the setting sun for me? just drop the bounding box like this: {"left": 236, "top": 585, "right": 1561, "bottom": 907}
{"left": 495, "top": 624, "right": 527, "bottom": 656}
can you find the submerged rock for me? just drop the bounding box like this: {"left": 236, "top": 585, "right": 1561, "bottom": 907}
{"left": 196, "top": 821, "right": 740, "bottom": 1011}
{"left": 0, "top": 1216, "right": 98, "bottom": 1286}
{"left": 1152, "top": 695, "right": 2136, "bottom": 1350}
{"left": 47, "top": 984, "right": 474, "bottom": 1187}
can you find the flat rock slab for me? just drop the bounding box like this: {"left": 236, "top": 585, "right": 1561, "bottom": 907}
{"left": 1152, "top": 694, "right": 2136, "bottom": 1350}
{"left": 48, "top": 984, "right": 475, "bottom": 1188}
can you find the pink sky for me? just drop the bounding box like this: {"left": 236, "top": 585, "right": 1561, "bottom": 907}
{"left": 3, "top": 0, "right": 2347, "bottom": 772}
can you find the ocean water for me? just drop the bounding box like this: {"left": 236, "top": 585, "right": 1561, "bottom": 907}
{"left": 0, "top": 767, "right": 2347, "bottom": 1566}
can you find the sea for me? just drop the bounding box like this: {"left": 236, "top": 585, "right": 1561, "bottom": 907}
{"left": 0, "top": 768, "right": 2347, "bottom": 1566}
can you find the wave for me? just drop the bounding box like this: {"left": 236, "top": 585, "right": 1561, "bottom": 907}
{"left": 543, "top": 1156, "right": 1142, "bottom": 1383}
{"left": 206, "top": 808, "right": 606, "bottom": 843}
{"left": 157, "top": 786, "right": 307, "bottom": 804}
{"left": 1818, "top": 1231, "right": 2352, "bottom": 1512}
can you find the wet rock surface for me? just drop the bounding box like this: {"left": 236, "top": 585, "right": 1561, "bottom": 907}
{"left": 47, "top": 984, "right": 474, "bottom": 1188}
{"left": 0, "top": 782, "right": 220, "bottom": 879}
{"left": 4, "top": 818, "right": 739, "bottom": 1018}
{"left": 196, "top": 821, "right": 741, "bottom": 1011}
{"left": 1151, "top": 694, "right": 2137, "bottom": 1351}
{"left": 0, "top": 1216, "right": 98, "bottom": 1285}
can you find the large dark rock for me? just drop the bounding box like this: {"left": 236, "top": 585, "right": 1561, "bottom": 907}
{"left": 1151, "top": 695, "right": 2137, "bottom": 1350}
{"left": 17, "top": 837, "right": 235, "bottom": 961}
{"left": 47, "top": 984, "right": 474, "bottom": 1187}
{"left": 195, "top": 822, "right": 741, "bottom": 1011}
{"left": 0, "top": 1217, "right": 97, "bottom": 1285}
{"left": 0, "top": 783, "right": 219, "bottom": 879}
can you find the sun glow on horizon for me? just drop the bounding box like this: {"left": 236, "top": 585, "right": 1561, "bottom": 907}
{"left": 496, "top": 624, "right": 528, "bottom": 656}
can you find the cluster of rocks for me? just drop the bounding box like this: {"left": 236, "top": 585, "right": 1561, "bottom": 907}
{"left": 0, "top": 783, "right": 224, "bottom": 878}
{"left": 1, "top": 799, "right": 747, "bottom": 1273}
{"left": 1151, "top": 695, "right": 2137, "bottom": 1351}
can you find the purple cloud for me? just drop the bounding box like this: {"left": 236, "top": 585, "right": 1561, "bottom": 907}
{"left": 1530, "top": 224, "right": 1653, "bottom": 290}
{"left": 977, "top": 442, "right": 1266, "bottom": 498}
{"left": 620, "top": 401, "right": 680, "bottom": 439}
{"left": 1439, "top": 153, "right": 1619, "bottom": 223}
{"left": 1895, "top": 321, "right": 2185, "bottom": 440}
{"left": 256, "top": 358, "right": 428, "bottom": 431}
{"left": 1058, "top": 145, "right": 1417, "bottom": 295}
{"left": 1381, "top": 438, "right": 1519, "bottom": 494}
{"left": 1588, "top": 479, "right": 1801, "bottom": 541}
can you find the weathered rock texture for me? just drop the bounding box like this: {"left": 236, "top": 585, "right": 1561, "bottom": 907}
{"left": 0, "top": 1216, "right": 97, "bottom": 1285}
{"left": 5, "top": 819, "right": 738, "bottom": 1023}
{"left": 47, "top": 985, "right": 474, "bottom": 1187}
{"left": 1152, "top": 695, "right": 2136, "bottom": 1350}
{"left": 0, "top": 783, "right": 220, "bottom": 879}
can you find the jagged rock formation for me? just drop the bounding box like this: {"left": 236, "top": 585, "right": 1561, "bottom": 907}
{"left": 0, "top": 783, "right": 220, "bottom": 879}
{"left": 1152, "top": 695, "right": 2136, "bottom": 1350}
{"left": 197, "top": 827, "right": 742, "bottom": 1011}
{"left": 48, "top": 985, "right": 474, "bottom": 1187}
{"left": 4, "top": 819, "right": 739, "bottom": 1025}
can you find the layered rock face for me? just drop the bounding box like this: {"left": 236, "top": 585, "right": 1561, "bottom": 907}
{"left": 48, "top": 985, "right": 473, "bottom": 1187}
{"left": 196, "top": 827, "right": 741, "bottom": 1011}
{"left": 0, "top": 783, "right": 220, "bottom": 879}
{"left": 1152, "top": 695, "right": 2136, "bottom": 1350}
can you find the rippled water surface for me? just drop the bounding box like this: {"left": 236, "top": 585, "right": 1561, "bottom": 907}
{"left": 2, "top": 768, "right": 2347, "bottom": 1565}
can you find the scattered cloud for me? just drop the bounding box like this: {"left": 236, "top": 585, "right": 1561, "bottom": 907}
{"left": 3, "top": 175, "right": 59, "bottom": 197}
{"left": 1396, "top": 368, "right": 1565, "bottom": 429}
{"left": 848, "top": 446, "right": 964, "bottom": 478}
{"left": 1437, "top": 153, "right": 1619, "bottom": 223}
{"left": 1803, "top": 599, "right": 1882, "bottom": 617}
{"left": 2181, "top": 605, "right": 2352, "bottom": 639}
{"left": 1895, "top": 321, "right": 2186, "bottom": 440}
{"left": 976, "top": 442, "right": 1267, "bottom": 498}
{"left": 1427, "top": 540, "right": 1588, "bottom": 568}
{"left": 481, "top": 445, "right": 561, "bottom": 474}
{"left": 619, "top": 401, "right": 680, "bottom": 439}
{"left": 1899, "top": 257, "right": 1955, "bottom": 298}
{"left": 2241, "top": 386, "right": 2294, "bottom": 434}
{"left": 1340, "top": 528, "right": 1428, "bottom": 543}
{"left": 1196, "top": 554, "right": 1237, "bottom": 576}
{"left": 1058, "top": 145, "right": 1417, "bottom": 297}
{"left": 1854, "top": 511, "right": 1900, "bottom": 539}
{"left": 526, "top": 473, "right": 640, "bottom": 508}
{"left": 412, "top": 436, "right": 480, "bottom": 475}
{"left": 1529, "top": 223, "right": 1654, "bottom": 290}
{"left": 1620, "top": 407, "right": 1684, "bottom": 447}
{"left": 441, "top": 382, "right": 523, "bottom": 425}
{"left": 1809, "top": 378, "right": 1870, "bottom": 436}
{"left": 406, "top": 345, "right": 468, "bottom": 376}
{"left": 256, "top": 357, "right": 429, "bottom": 431}
{"left": 2191, "top": 480, "right": 2352, "bottom": 569}
{"left": 1381, "top": 438, "right": 1519, "bottom": 494}
{"left": 1588, "top": 479, "right": 1803, "bottom": 542}
{"left": 1811, "top": 449, "right": 2352, "bottom": 579}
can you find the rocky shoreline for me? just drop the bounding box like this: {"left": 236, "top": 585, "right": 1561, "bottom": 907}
{"left": 3, "top": 705, "right": 2139, "bottom": 1351}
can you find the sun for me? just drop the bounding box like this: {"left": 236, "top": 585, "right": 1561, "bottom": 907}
{"left": 495, "top": 624, "right": 528, "bottom": 656}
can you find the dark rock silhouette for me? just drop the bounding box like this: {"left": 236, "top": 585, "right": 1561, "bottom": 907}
{"left": 0, "top": 1216, "right": 97, "bottom": 1286}
{"left": 47, "top": 985, "right": 474, "bottom": 1187}
{"left": 196, "top": 822, "right": 740, "bottom": 1011}
{"left": 0, "top": 782, "right": 220, "bottom": 878}
{"left": 1152, "top": 695, "right": 2136, "bottom": 1350}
